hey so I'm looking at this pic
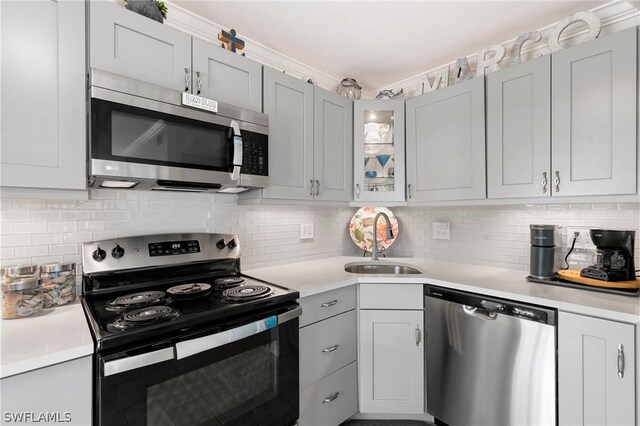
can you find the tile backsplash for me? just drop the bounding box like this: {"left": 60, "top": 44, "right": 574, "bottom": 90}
{"left": 0, "top": 190, "right": 356, "bottom": 273}
{"left": 1, "top": 191, "right": 638, "bottom": 278}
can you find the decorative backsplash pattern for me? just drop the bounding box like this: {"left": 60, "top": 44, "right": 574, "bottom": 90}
{"left": 1, "top": 191, "right": 638, "bottom": 276}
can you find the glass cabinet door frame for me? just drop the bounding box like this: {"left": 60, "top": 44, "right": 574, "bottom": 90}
{"left": 353, "top": 99, "right": 406, "bottom": 203}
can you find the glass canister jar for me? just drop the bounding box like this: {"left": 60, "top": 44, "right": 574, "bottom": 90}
{"left": 1, "top": 276, "right": 43, "bottom": 319}
{"left": 40, "top": 261, "right": 76, "bottom": 307}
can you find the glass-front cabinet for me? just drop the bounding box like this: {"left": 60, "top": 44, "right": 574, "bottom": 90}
{"left": 353, "top": 100, "right": 405, "bottom": 203}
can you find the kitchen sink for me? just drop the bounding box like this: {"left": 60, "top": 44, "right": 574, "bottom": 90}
{"left": 344, "top": 261, "right": 422, "bottom": 275}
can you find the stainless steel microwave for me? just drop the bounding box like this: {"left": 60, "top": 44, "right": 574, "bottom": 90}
{"left": 88, "top": 70, "right": 268, "bottom": 193}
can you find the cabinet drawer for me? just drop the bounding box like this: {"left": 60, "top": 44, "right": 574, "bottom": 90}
{"left": 299, "top": 286, "right": 356, "bottom": 327}
{"left": 300, "top": 310, "right": 357, "bottom": 389}
{"left": 300, "top": 362, "right": 358, "bottom": 426}
{"left": 359, "top": 284, "right": 423, "bottom": 309}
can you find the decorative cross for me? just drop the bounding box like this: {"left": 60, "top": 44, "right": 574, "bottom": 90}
{"left": 218, "top": 29, "right": 245, "bottom": 53}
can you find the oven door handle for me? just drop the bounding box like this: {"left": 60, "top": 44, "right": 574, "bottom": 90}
{"left": 175, "top": 315, "right": 278, "bottom": 360}
{"left": 103, "top": 347, "right": 175, "bottom": 377}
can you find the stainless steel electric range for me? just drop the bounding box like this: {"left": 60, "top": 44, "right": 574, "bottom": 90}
{"left": 81, "top": 233, "right": 300, "bottom": 426}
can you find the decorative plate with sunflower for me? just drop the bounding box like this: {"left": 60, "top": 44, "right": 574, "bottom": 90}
{"left": 348, "top": 207, "right": 399, "bottom": 253}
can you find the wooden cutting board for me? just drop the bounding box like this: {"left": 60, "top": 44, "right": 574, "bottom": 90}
{"left": 558, "top": 269, "right": 640, "bottom": 289}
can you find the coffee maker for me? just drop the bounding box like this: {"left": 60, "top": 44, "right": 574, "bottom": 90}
{"left": 580, "top": 229, "right": 636, "bottom": 282}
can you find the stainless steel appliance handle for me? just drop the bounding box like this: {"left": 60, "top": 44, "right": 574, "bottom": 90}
{"left": 315, "top": 179, "right": 320, "bottom": 197}
{"left": 355, "top": 184, "right": 360, "bottom": 198}
{"left": 230, "top": 120, "right": 242, "bottom": 181}
{"left": 176, "top": 315, "right": 278, "bottom": 360}
{"left": 196, "top": 71, "right": 202, "bottom": 95}
{"left": 322, "top": 392, "right": 340, "bottom": 404}
{"left": 321, "top": 300, "right": 338, "bottom": 308}
{"left": 310, "top": 179, "right": 315, "bottom": 197}
{"left": 462, "top": 305, "right": 497, "bottom": 320}
{"left": 541, "top": 172, "right": 547, "bottom": 193}
{"left": 618, "top": 344, "right": 625, "bottom": 378}
{"left": 321, "top": 344, "right": 339, "bottom": 353}
{"left": 277, "top": 306, "right": 302, "bottom": 324}
{"left": 184, "top": 68, "right": 190, "bottom": 92}
{"left": 103, "top": 347, "right": 174, "bottom": 377}
{"left": 415, "top": 325, "right": 421, "bottom": 346}
{"left": 554, "top": 171, "right": 560, "bottom": 192}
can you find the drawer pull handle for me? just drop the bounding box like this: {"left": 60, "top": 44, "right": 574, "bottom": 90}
{"left": 320, "top": 300, "right": 338, "bottom": 308}
{"left": 618, "top": 344, "right": 625, "bottom": 378}
{"left": 322, "top": 391, "right": 340, "bottom": 404}
{"left": 321, "top": 344, "right": 339, "bottom": 353}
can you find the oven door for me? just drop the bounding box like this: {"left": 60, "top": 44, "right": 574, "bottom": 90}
{"left": 90, "top": 88, "right": 268, "bottom": 188}
{"left": 97, "top": 306, "right": 300, "bottom": 426}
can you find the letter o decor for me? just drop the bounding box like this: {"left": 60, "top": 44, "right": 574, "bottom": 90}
{"left": 548, "top": 11, "right": 602, "bottom": 52}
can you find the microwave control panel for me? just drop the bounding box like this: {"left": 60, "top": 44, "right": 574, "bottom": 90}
{"left": 242, "top": 133, "right": 268, "bottom": 176}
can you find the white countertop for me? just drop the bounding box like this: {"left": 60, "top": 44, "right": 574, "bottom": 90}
{"left": 0, "top": 302, "right": 94, "bottom": 379}
{"left": 245, "top": 256, "right": 640, "bottom": 324}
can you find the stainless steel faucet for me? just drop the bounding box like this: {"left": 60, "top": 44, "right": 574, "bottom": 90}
{"left": 371, "top": 212, "right": 394, "bottom": 261}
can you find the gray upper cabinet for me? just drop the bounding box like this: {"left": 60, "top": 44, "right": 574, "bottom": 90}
{"left": 552, "top": 27, "right": 637, "bottom": 196}
{"left": 90, "top": 1, "right": 192, "bottom": 92}
{"left": 313, "top": 87, "right": 353, "bottom": 202}
{"left": 0, "top": 0, "right": 86, "bottom": 191}
{"left": 487, "top": 55, "right": 551, "bottom": 199}
{"left": 192, "top": 37, "right": 262, "bottom": 112}
{"left": 406, "top": 78, "right": 486, "bottom": 202}
{"left": 262, "top": 67, "right": 314, "bottom": 200}
{"left": 558, "top": 312, "right": 635, "bottom": 426}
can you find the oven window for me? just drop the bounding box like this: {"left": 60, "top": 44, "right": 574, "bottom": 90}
{"left": 91, "top": 99, "right": 234, "bottom": 172}
{"left": 98, "top": 321, "right": 298, "bottom": 426}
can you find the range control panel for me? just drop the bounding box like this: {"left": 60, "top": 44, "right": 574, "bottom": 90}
{"left": 148, "top": 240, "right": 201, "bottom": 257}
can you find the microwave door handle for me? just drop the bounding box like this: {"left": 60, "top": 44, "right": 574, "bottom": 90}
{"left": 230, "top": 120, "right": 242, "bottom": 181}
{"left": 175, "top": 315, "right": 279, "bottom": 360}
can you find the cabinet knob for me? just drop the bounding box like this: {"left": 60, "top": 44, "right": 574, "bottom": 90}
{"left": 196, "top": 71, "right": 202, "bottom": 95}
{"left": 554, "top": 171, "right": 560, "bottom": 192}
{"left": 541, "top": 172, "right": 548, "bottom": 193}
{"left": 184, "top": 68, "right": 191, "bottom": 92}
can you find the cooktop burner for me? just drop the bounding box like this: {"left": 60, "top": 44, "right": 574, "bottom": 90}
{"left": 214, "top": 277, "right": 245, "bottom": 288}
{"left": 222, "top": 284, "right": 273, "bottom": 302}
{"left": 167, "top": 283, "right": 212, "bottom": 297}
{"left": 112, "top": 306, "right": 180, "bottom": 330}
{"left": 105, "top": 291, "right": 169, "bottom": 312}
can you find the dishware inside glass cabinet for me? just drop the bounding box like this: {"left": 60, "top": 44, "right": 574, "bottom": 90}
{"left": 363, "top": 110, "right": 395, "bottom": 192}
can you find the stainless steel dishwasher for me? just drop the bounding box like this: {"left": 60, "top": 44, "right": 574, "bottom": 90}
{"left": 425, "top": 285, "right": 556, "bottom": 426}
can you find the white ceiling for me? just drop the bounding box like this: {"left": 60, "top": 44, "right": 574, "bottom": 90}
{"left": 174, "top": 1, "right": 610, "bottom": 92}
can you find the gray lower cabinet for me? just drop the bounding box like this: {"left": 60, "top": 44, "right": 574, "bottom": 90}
{"left": 558, "top": 312, "right": 635, "bottom": 426}
{"left": 0, "top": 0, "right": 86, "bottom": 191}
{"left": 262, "top": 68, "right": 352, "bottom": 201}
{"left": 89, "top": 0, "right": 192, "bottom": 92}
{"left": 299, "top": 287, "right": 357, "bottom": 426}
{"left": 0, "top": 356, "right": 92, "bottom": 425}
{"left": 192, "top": 37, "right": 262, "bottom": 112}
{"left": 487, "top": 55, "right": 551, "bottom": 199}
{"left": 551, "top": 27, "right": 637, "bottom": 196}
{"left": 405, "top": 78, "right": 486, "bottom": 202}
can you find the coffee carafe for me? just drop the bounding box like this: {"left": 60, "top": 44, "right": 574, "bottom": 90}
{"left": 529, "top": 225, "right": 558, "bottom": 280}
{"left": 580, "top": 229, "right": 636, "bottom": 281}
